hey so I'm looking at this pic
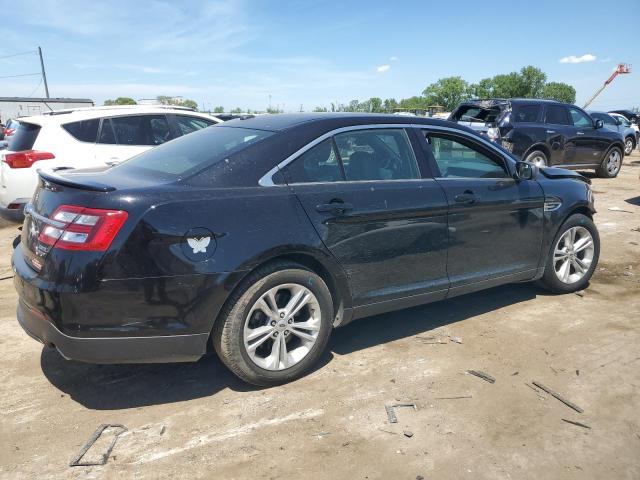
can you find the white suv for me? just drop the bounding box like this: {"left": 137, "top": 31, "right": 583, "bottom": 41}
{"left": 0, "top": 105, "right": 221, "bottom": 221}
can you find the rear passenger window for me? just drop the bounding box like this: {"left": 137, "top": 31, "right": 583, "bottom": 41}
{"left": 98, "top": 119, "right": 116, "bottom": 144}
{"left": 279, "top": 138, "right": 344, "bottom": 184}
{"left": 335, "top": 129, "right": 419, "bottom": 181}
{"left": 175, "top": 116, "right": 215, "bottom": 136}
{"left": 108, "top": 115, "right": 172, "bottom": 146}
{"left": 513, "top": 105, "right": 540, "bottom": 123}
{"left": 545, "top": 105, "right": 570, "bottom": 125}
{"left": 426, "top": 133, "right": 509, "bottom": 179}
{"left": 62, "top": 119, "right": 99, "bottom": 142}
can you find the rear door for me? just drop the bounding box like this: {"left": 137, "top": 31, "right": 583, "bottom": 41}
{"left": 277, "top": 126, "right": 450, "bottom": 308}
{"left": 418, "top": 128, "right": 544, "bottom": 289}
{"left": 94, "top": 114, "right": 174, "bottom": 166}
{"left": 542, "top": 104, "right": 576, "bottom": 166}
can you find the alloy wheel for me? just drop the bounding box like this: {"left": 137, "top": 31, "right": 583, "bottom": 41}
{"left": 243, "top": 283, "right": 321, "bottom": 370}
{"left": 624, "top": 139, "right": 633, "bottom": 156}
{"left": 553, "top": 226, "right": 595, "bottom": 284}
{"left": 606, "top": 150, "right": 622, "bottom": 175}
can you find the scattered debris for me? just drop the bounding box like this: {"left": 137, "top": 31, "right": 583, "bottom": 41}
{"left": 69, "top": 424, "right": 127, "bottom": 467}
{"left": 0, "top": 275, "right": 13, "bottom": 282}
{"left": 378, "top": 428, "right": 398, "bottom": 435}
{"left": 562, "top": 419, "right": 591, "bottom": 429}
{"left": 450, "top": 336, "right": 463, "bottom": 344}
{"left": 434, "top": 395, "right": 472, "bottom": 400}
{"left": 416, "top": 335, "right": 447, "bottom": 344}
{"left": 385, "top": 403, "right": 418, "bottom": 424}
{"left": 512, "top": 371, "right": 519, "bottom": 376}
{"left": 632, "top": 227, "right": 640, "bottom": 233}
{"left": 313, "top": 432, "right": 331, "bottom": 439}
{"left": 467, "top": 370, "right": 495, "bottom": 384}
{"left": 160, "top": 425, "right": 166, "bottom": 435}
{"left": 525, "top": 383, "right": 541, "bottom": 394}
{"left": 550, "top": 366, "right": 558, "bottom": 374}
{"left": 575, "top": 290, "right": 585, "bottom": 297}
{"left": 576, "top": 370, "right": 580, "bottom": 376}
{"left": 608, "top": 207, "right": 633, "bottom": 213}
{"left": 403, "top": 431, "right": 414, "bottom": 438}
{"left": 532, "top": 381, "right": 584, "bottom": 413}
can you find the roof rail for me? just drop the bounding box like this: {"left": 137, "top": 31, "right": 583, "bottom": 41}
{"left": 42, "top": 104, "right": 197, "bottom": 116}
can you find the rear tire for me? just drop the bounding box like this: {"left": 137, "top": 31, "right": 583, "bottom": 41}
{"left": 624, "top": 137, "right": 634, "bottom": 156}
{"left": 524, "top": 150, "right": 548, "bottom": 168}
{"left": 596, "top": 147, "right": 623, "bottom": 178}
{"left": 538, "top": 214, "right": 599, "bottom": 294}
{"left": 212, "top": 261, "right": 334, "bottom": 386}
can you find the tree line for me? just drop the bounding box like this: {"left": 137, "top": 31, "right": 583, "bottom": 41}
{"left": 314, "top": 66, "right": 576, "bottom": 113}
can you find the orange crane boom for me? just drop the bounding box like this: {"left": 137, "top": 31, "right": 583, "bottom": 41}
{"left": 583, "top": 63, "right": 631, "bottom": 109}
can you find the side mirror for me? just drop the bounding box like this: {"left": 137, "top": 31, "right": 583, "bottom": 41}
{"left": 516, "top": 161, "right": 538, "bottom": 180}
{"left": 594, "top": 119, "right": 604, "bottom": 129}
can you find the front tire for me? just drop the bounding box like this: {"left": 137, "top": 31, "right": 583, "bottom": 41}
{"left": 524, "top": 150, "right": 548, "bottom": 168}
{"left": 213, "top": 261, "right": 334, "bottom": 386}
{"left": 539, "top": 214, "right": 600, "bottom": 294}
{"left": 596, "top": 147, "right": 623, "bottom": 178}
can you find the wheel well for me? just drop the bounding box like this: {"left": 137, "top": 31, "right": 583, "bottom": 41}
{"left": 523, "top": 143, "right": 550, "bottom": 161}
{"left": 568, "top": 206, "right": 593, "bottom": 220}
{"left": 625, "top": 135, "right": 636, "bottom": 147}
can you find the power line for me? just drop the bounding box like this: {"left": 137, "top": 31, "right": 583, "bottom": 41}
{"left": 26, "top": 77, "right": 43, "bottom": 97}
{"left": 0, "top": 50, "right": 37, "bottom": 61}
{"left": 0, "top": 72, "right": 41, "bottom": 79}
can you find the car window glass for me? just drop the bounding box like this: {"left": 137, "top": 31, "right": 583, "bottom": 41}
{"left": 62, "top": 119, "right": 99, "bottom": 142}
{"left": 568, "top": 108, "right": 593, "bottom": 128}
{"left": 98, "top": 119, "right": 116, "bottom": 144}
{"left": 110, "top": 115, "right": 172, "bottom": 146}
{"left": 545, "top": 105, "right": 570, "bottom": 125}
{"left": 175, "top": 115, "right": 215, "bottom": 136}
{"left": 334, "top": 128, "right": 419, "bottom": 181}
{"left": 7, "top": 122, "right": 40, "bottom": 151}
{"left": 601, "top": 115, "right": 617, "bottom": 126}
{"left": 278, "top": 138, "right": 343, "bottom": 184}
{"left": 513, "top": 105, "right": 540, "bottom": 123}
{"left": 426, "top": 133, "right": 509, "bottom": 179}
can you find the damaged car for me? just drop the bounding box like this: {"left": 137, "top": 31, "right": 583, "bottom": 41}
{"left": 13, "top": 114, "right": 599, "bottom": 386}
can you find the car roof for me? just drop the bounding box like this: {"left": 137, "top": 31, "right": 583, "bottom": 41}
{"left": 14, "top": 106, "right": 221, "bottom": 126}
{"left": 221, "top": 112, "right": 462, "bottom": 132}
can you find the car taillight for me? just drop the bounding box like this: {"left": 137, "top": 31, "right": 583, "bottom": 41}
{"left": 5, "top": 128, "right": 15, "bottom": 136}
{"left": 4, "top": 150, "right": 55, "bottom": 168}
{"left": 38, "top": 205, "right": 128, "bottom": 251}
{"left": 486, "top": 127, "right": 500, "bottom": 141}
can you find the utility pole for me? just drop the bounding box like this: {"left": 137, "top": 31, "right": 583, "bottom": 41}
{"left": 38, "top": 46, "right": 50, "bottom": 98}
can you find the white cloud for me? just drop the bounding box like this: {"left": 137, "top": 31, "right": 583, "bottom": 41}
{"left": 116, "top": 64, "right": 168, "bottom": 74}
{"left": 376, "top": 64, "right": 391, "bottom": 73}
{"left": 390, "top": 56, "right": 399, "bottom": 61}
{"left": 559, "top": 54, "right": 596, "bottom": 64}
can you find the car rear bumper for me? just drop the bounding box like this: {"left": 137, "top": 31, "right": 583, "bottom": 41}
{"left": 0, "top": 199, "right": 28, "bottom": 222}
{"left": 17, "top": 300, "right": 208, "bottom": 363}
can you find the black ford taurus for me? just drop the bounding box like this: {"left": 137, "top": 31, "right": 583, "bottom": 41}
{"left": 13, "top": 114, "right": 599, "bottom": 386}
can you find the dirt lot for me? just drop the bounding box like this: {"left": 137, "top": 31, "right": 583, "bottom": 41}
{"left": 1, "top": 152, "right": 639, "bottom": 480}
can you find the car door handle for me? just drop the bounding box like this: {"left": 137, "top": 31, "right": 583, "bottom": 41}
{"left": 546, "top": 130, "right": 556, "bottom": 134}
{"left": 316, "top": 202, "right": 353, "bottom": 214}
{"left": 577, "top": 131, "right": 585, "bottom": 135}
{"left": 454, "top": 191, "right": 479, "bottom": 205}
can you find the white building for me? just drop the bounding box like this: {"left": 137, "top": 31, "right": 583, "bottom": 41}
{"left": 0, "top": 97, "right": 94, "bottom": 122}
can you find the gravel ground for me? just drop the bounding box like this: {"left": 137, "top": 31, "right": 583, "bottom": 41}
{"left": 1, "top": 151, "right": 639, "bottom": 480}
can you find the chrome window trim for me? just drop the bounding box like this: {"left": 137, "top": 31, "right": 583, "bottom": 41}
{"left": 258, "top": 123, "right": 516, "bottom": 187}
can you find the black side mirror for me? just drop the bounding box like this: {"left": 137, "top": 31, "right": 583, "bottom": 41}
{"left": 516, "top": 161, "right": 538, "bottom": 180}
{"left": 594, "top": 119, "right": 604, "bottom": 129}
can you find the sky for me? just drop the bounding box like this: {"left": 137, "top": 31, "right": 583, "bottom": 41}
{"left": 0, "top": 0, "right": 638, "bottom": 112}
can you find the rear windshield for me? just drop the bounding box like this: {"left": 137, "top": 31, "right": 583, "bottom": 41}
{"left": 112, "top": 125, "right": 273, "bottom": 180}
{"left": 452, "top": 105, "right": 504, "bottom": 123}
{"left": 7, "top": 122, "right": 40, "bottom": 151}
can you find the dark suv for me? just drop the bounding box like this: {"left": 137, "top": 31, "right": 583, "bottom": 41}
{"left": 449, "top": 99, "right": 626, "bottom": 178}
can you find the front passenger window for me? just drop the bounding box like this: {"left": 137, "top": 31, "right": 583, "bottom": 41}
{"left": 568, "top": 108, "right": 593, "bottom": 128}
{"left": 426, "top": 134, "right": 509, "bottom": 179}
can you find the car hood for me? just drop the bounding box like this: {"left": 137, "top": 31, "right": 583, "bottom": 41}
{"left": 539, "top": 166, "right": 591, "bottom": 184}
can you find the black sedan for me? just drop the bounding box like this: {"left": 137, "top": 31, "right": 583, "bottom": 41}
{"left": 13, "top": 114, "right": 599, "bottom": 386}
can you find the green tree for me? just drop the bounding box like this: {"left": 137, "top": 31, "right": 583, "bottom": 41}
{"left": 103, "top": 97, "right": 137, "bottom": 106}
{"left": 469, "top": 78, "right": 494, "bottom": 98}
{"left": 313, "top": 106, "right": 328, "bottom": 112}
{"left": 542, "top": 82, "right": 576, "bottom": 103}
{"left": 422, "top": 76, "right": 471, "bottom": 111}
{"left": 230, "top": 107, "right": 243, "bottom": 114}
{"left": 367, "top": 97, "right": 384, "bottom": 113}
{"left": 156, "top": 95, "right": 198, "bottom": 110}
{"left": 213, "top": 106, "right": 224, "bottom": 113}
{"left": 519, "top": 66, "right": 547, "bottom": 98}
{"left": 490, "top": 72, "right": 525, "bottom": 98}
{"left": 399, "top": 96, "right": 427, "bottom": 110}
{"left": 383, "top": 98, "right": 399, "bottom": 113}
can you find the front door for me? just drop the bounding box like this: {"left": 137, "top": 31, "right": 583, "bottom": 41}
{"left": 278, "top": 127, "right": 450, "bottom": 307}
{"left": 419, "top": 129, "right": 544, "bottom": 289}
{"left": 568, "top": 106, "right": 607, "bottom": 165}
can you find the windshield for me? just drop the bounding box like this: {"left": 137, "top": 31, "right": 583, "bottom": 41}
{"left": 112, "top": 125, "right": 274, "bottom": 181}
{"left": 453, "top": 105, "right": 504, "bottom": 123}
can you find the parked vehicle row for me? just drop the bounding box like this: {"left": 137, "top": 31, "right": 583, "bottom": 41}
{"left": 588, "top": 111, "right": 637, "bottom": 156}
{"left": 13, "top": 113, "right": 599, "bottom": 386}
{"left": 0, "top": 105, "right": 221, "bottom": 221}
{"left": 448, "top": 98, "right": 631, "bottom": 178}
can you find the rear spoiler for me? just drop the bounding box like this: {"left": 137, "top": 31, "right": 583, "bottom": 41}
{"left": 37, "top": 169, "right": 116, "bottom": 192}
